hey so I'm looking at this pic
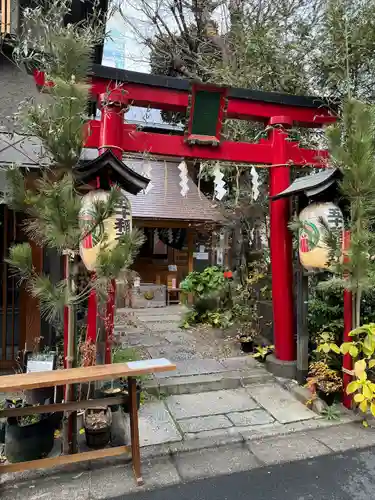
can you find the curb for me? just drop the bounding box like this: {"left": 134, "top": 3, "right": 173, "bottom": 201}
{"left": 140, "top": 415, "right": 357, "bottom": 460}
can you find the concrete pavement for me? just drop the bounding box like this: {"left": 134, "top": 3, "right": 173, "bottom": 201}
{"left": 3, "top": 422, "right": 375, "bottom": 499}
{"left": 110, "top": 445, "right": 375, "bottom": 500}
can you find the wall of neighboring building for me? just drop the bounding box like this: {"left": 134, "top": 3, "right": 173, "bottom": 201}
{"left": 0, "top": 49, "right": 40, "bottom": 132}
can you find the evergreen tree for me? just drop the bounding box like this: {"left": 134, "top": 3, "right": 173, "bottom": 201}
{"left": 323, "top": 100, "right": 375, "bottom": 328}
{"left": 3, "top": 0, "right": 145, "bottom": 371}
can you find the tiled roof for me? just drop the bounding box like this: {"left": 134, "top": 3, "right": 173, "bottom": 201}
{"left": 125, "top": 158, "right": 223, "bottom": 223}
{"left": 0, "top": 136, "right": 223, "bottom": 222}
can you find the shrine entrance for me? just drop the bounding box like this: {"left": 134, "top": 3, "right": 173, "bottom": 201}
{"left": 34, "top": 66, "right": 336, "bottom": 374}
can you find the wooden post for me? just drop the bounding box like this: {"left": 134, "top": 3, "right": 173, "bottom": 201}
{"left": 296, "top": 261, "right": 309, "bottom": 384}
{"left": 296, "top": 195, "right": 309, "bottom": 384}
{"left": 128, "top": 376, "right": 143, "bottom": 486}
{"left": 343, "top": 231, "right": 353, "bottom": 409}
{"left": 187, "top": 229, "right": 194, "bottom": 305}
{"left": 24, "top": 242, "right": 43, "bottom": 351}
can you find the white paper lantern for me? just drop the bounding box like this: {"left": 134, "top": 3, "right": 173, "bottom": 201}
{"left": 79, "top": 190, "right": 132, "bottom": 271}
{"left": 299, "top": 202, "right": 344, "bottom": 270}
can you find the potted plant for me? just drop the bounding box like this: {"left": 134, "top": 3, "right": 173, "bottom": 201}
{"left": 236, "top": 334, "right": 255, "bottom": 353}
{"left": 84, "top": 407, "right": 112, "bottom": 449}
{"left": 307, "top": 361, "right": 342, "bottom": 406}
{"left": 4, "top": 399, "right": 55, "bottom": 463}
{"left": 95, "top": 380, "right": 127, "bottom": 412}
{"left": 236, "top": 323, "right": 257, "bottom": 353}
{"left": 0, "top": 400, "right": 5, "bottom": 444}
{"left": 252, "top": 344, "right": 275, "bottom": 363}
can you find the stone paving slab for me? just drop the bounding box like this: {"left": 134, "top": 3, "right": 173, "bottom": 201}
{"left": 248, "top": 433, "right": 331, "bottom": 465}
{"left": 131, "top": 306, "right": 187, "bottom": 316}
{"left": 219, "top": 356, "right": 261, "bottom": 371}
{"left": 178, "top": 415, "right": 233, "bottom": 433}
{"left": 227, "top": 409, "right": 275, "bottom": 427}
{"left": 145, "top": 322, "right": 178, "bottom": 332}
{"left": 174, "top": 443, "right": 260, "bottom": 480}
{"left": 147, "top": 345, "right": 202, "bottom": 362}
{"left": 2, "top": 470, "right": 91, "bottom": 499}
{"left": 147, "top": 373, "right": 242, "bottom": 395}
{"left": 121, "top": 334, "right": 167, "bottom": 347}
{"left": 247, "top": 383, "right": 316, "bottom": 424}
{"left": 164, "top": 332, "right": 198, "bottom": 344}
{"left": 139, "top": 315, "right": 182, "bottom": 323}
{"left": 167, "top": 389, "right": 259, "bottom": 420}
{"left": 124, "top": 402, "right": 182, "bottom": 447}
{"left": 90, "top": 458, "right": 180, "bottom": 499}
{"left": 310, "top": 422, "right": 375, "bottom": 452}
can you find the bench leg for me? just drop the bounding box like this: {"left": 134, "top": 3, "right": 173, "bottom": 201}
{"left": 128, "top": 376, "right": 143, "bottom": 486}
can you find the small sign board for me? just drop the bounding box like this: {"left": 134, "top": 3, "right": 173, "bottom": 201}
{"left": 194, "top": 252, "right": 209, "bottom": 260}
{"left": 25, "top": 352, "right": 57, "bottom": 373}
{"left": 127, "top": 358, "right": 173, "bottom": 371}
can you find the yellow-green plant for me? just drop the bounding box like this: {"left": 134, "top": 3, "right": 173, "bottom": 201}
{"left": 317, "top": 323, "right": 375, "bottom": 415}
{"left": 252, "top": 345, "right": 274, "bottom": 362}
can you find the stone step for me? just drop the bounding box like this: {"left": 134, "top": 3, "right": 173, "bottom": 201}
{"left": 144, "top": 357, "right": 275, "bottom": 396}
{"left": 137, "top": 315, "right": 183, "bottom": 323}
{"left": 117, "top": 307, "right": 186, "bottom": 316}
{"left": 145, "top": 371, "right": 275, "bottom": 396}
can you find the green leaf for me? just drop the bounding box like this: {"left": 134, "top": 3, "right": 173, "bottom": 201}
{"left": 322, "top": 344, "right": 331, "bottom": 354}
{"left": 363, "top": 384, "right": 373, "bottom": 399}
{"left": 369, "top": 359, "right": 375, "bottom": 369}
{"left": 347, "top": 381, "right": 360, "bottom": 394}
{"left": 364, "top": 335, "right": 375, "bottom": 355}
{"left": 330, "top": 343, "right": 341, "bottom": 354}
{"left": 354, "top": 393, "right": 365, "bottom": 403}
{"left": 371, "top": 403, "right": 375, "bottom": 418}
{"left": 341, "top": 343, "right": 351, "bottom": 355}
{"left": 349, "top": 345, "right": 359, "bottom": 358}
{"left": 359, "top": 400, "right": 369, "bottom": 413}
{"left": 354, "top": 359, "right": 367, "bottom": 377}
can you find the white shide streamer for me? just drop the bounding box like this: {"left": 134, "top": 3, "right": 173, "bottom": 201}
{"left": 178, "top": 160, "right": 189, "bottom": 197}
{"left": 213, "top": 162, "right": 227, "bottom": 201}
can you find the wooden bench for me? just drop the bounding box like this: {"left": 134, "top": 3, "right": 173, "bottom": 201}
{"left": 0, "top": 358, "right": 176, "bottom": 485}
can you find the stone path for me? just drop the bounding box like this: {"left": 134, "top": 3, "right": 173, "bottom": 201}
{"left": 113, "top": 306, "right": 356, "bottom": 451}
{"left": 0, "top": 308, "right": 366, "bottom": 500}
{"left": 115, "top": 305, "right": 242, "bottom": 360}
{"left": 0, "top": 305, "right": 362, "bottom": 499}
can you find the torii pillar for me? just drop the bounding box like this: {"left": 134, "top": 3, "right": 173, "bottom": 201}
{"left": 268, "top": 116, "right": 296, "bottom": 377}
{"left": 86, "top": 96, "right": 126, "bottom": 363}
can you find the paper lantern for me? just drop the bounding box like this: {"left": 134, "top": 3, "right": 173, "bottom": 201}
{"left": 298, "top": 202, "right": 343, "bottom": 270}
{"left": 80, "top": 190, "right": 132, "bottom": 271}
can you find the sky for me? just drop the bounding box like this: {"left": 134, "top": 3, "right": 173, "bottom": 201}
{"left": 101, "top": 1, "right": 227, "bottom": 127}
{"left": 102, "top": 2, "right": 151, "bottom": 72}
{"left": 102, "top": 1, "right": 228, "bottom": 72}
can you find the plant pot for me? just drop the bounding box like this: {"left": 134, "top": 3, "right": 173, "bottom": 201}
{"left": 84, "top": 408, "right": 112, "bottom": 449}
{"left": 5, "top": 413, "right": 55, "bottom": 463}
{"left": 121, "top": 384, "right": 141, "bottom": 414}
{"left": 317, "top": 390, "right": 337, "bottom": 407}
{"left": 0, "top": 419, "right": 5, "bottom": 444}
{"left": 25, "top": 385, "right": 64, "bottom": 406}
{"left": 77, "top": 410, "right": 84, "bottom": 431}
{"left": 96, "top": 380, "right": 127, "bottom": 412}
{"left": 240, "top": 340, "right": 254, "bottom": 353}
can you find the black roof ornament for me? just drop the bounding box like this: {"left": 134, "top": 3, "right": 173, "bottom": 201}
{"left": 75, "top": 149, "right": 150, "bottom": 195}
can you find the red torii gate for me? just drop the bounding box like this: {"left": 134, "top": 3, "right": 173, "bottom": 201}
{"left": 35, "top": 66, "right": 336, "bottom": 373}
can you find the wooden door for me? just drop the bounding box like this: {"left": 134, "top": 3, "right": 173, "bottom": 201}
{"left": 0, "top": 205, "right": 25, "bottom": 369}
